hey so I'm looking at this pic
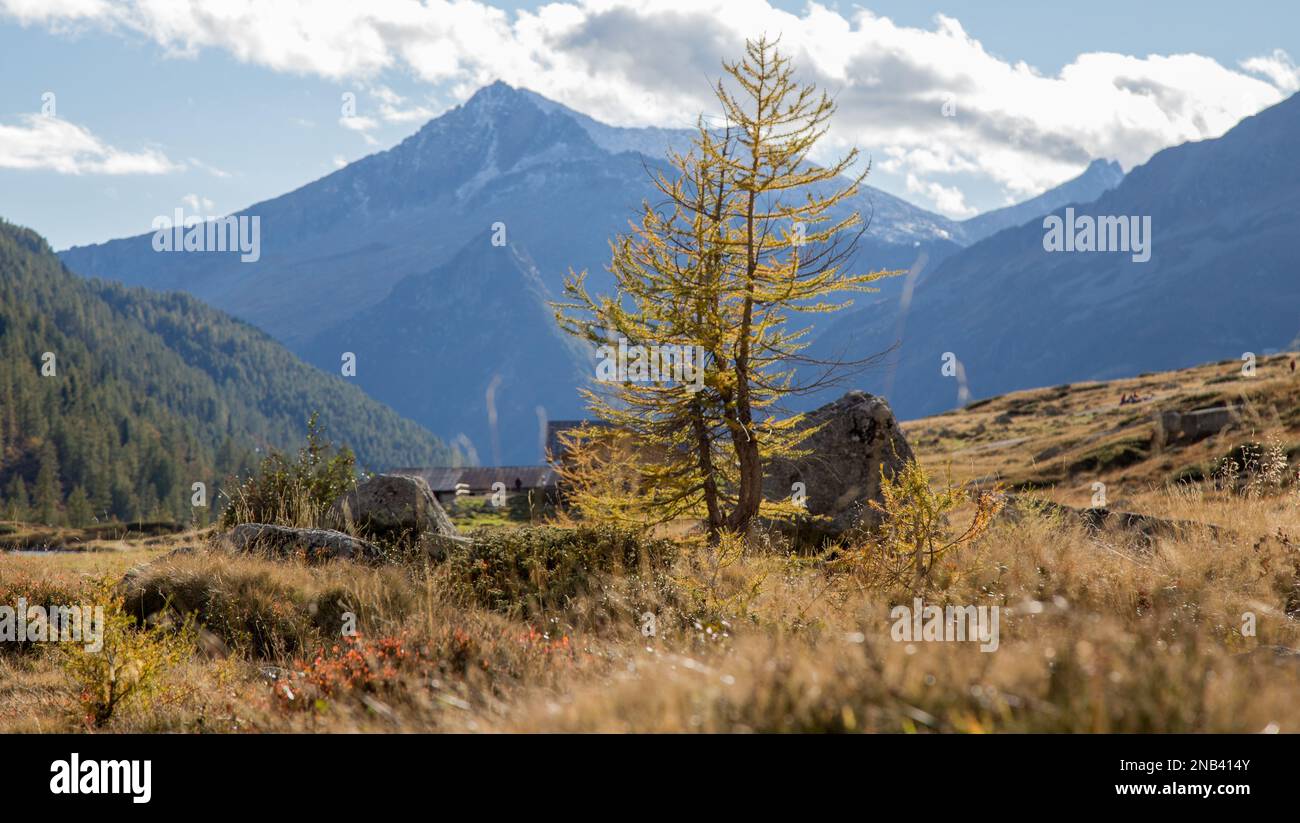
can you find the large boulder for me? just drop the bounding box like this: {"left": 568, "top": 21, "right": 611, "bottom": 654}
{"left": 224, "top": 523, "right": 382, "bottom": 563}
{"left": 1158, "top": 406, "right": 1238, "bottom": 442}
{"left": 763, "top": 390, "right": 914, "bottom": 536}
{"left": 329, "top": 473, "right": 459, "bottom": 541}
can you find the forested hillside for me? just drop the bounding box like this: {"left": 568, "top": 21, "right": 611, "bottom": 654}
{"left": 0, "top": 219, "right": 449, "bottom": 526}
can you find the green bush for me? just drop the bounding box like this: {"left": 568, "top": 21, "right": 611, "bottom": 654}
{"left": 443, "top": 525, "right": 678, "bottom": 619}
{"left": 221, "top": 413, "right": 356, "bottom": 529}
{"left": 838, "top": 461, "right": 1002, "bottom": 592}
{"left": 61, "top": 580, "right": 195, "bottom": 727}
{"left": 1067, "top": 434, "right": 1151, "bottom": 474}
{"left": 0, "top": 570, "right": 90, "bottom": 656}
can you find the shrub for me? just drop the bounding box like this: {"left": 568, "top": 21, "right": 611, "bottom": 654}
{"left": 675, "top": 529, "right": 768, "bottom": 633}
{"left": 60, "top": 580, "right": 194, "bottom": 727}
{"left": 1214, "top": 437, "right": 1291, "bottom": 497}
{"left": 1066, "top": 433, "right": 1151, "bottom": 474}
{"left": 220, "top": 412, "right": 356, "bottom": 529}
{"left": 121, "top": 553, "right": 416, "bottom": 660}
{"left": 443, "top": 525, "right": 678, "bottom": 620}
{"left": 839, "top": 461, "right": 1002, "bottom": 592}
{"left": 0, "top": 568, "right": 90, "bottom": 657}
{"left": 274, "top": 634, "right": 413, "bottom": 712}
{"left": 127, "top": 564, "right": 317, "bottom": 659}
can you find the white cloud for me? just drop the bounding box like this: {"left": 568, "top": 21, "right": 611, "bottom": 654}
{"left": 339, "top": 114, "right": 379, "bottom": 132}
{"left": 337, "top": 86, "right": 435, "bottom": 144}
{"left": 370, "top": 85, "right": 436, "bottom": 124}
{"left": 1240, "top": 49, "right": 1300, "bottom": 94}
{"left": 188, "top": 157, "right": 231, "bottom": 178}
{"left": 1, "top": 0, "right": 110, "bottom": 24}
{"left": 339, "top": 113, "right": 380, "bottom": 145}
{"left": 0, "top": 113, "right": 180, "bottom": 174}
{"left": 905, "top": 173, "right": 976, "bottom": 219}
{"left": 4, "top": 0, "right": 1297, "bottom": 215}
{"left": 180, "top": 193, "right": 215, "bottom": 212}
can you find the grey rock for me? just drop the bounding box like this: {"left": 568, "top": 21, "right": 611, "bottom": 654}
{"left": 763, "top": 390, "right": 915, "bottom": 536}
{"left": 225, "top": 523, "right": 382, "bottom": 562}
{"left": 1158, "top": 406, "right": 1238, "bottom": 442}
{"left": 330, "top": 473, "right": 459, "bottom": 540}
{"left": 1001, "top": 494, "right": 1224, "bottom": 549}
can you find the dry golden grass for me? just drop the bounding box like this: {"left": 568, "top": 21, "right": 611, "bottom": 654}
{"left": 1, "top": 487, "right": 1297, "bottom": 733}
{"left": 904, "top": 351, "right": 1300, "bottom": 512}
{"left": 2, "top": 356, "right": 1299, "bottom": 733}
{"left": 484, "top": 497, "right": 1300, "bottom": 733}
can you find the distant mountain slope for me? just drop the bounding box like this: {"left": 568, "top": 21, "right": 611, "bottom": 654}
{"left": 807, "top": 92, "right": 1300, "bottom": 420}
{"left": 54, "top": 80, "right": 1135, "bottom": 465}
{"left": 60, "top": 84, "right": 965, "bottom": 350}
{"left": 301, "top": 235, "right": 591, "bottom": 464}
{"left": 0, "top": 219, "right": 449, "bottom": 524}
{"left": 58, "top": 82, "right": 969, "bottom": 462}
{"left": 958, "top": 159, "right": 1124, "bottom": 243}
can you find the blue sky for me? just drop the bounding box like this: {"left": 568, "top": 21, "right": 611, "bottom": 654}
{"left": 1, "top": 0, "right": 1296, "bottom": 249}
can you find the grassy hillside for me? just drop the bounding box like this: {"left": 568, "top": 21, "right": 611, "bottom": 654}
{"left": 904, "top": 351, "right": 1300, "bottom": 512}
{"left": 0, "top": 219, "right": 449, "bottom": 526}
{"left": 3, "top": 355, "right": 1298, "bottom": 733}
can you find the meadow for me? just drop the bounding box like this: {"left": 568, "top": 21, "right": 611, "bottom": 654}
{"left": 2, "top": 355, "right": 1298, "bottom": 733}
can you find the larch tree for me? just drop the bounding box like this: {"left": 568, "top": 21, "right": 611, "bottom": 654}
{"left": 555, "top": 36, "right": 896, "bottom": 539}
{"left": 556, "top": 121, "right": 739, "bottom": 533}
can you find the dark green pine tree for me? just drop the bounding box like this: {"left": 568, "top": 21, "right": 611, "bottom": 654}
{"left": 6, "top": 475, "right": 29, "bottom": 522}
{"left": 65, "top": 485, "right": 93, "bottom": 527}
{"left": 109, "top": 471, "right": 137, "bottom": 523}
{"left": 0, "top": 217, "right": 451, "bottom": 529}
{"left": 34, "top": 441, "right": 63, "bottom": 525}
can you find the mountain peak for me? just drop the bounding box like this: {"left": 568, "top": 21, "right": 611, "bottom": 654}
{"left": 463, "top": 79, "right": 527, "bottom": 109}
{"left": 456, "top": 80, "right": 557, "bottom": 128}
{"left": 957, "top": 157, "right": 1126, "bottom": 242}
{"left": 404, "top": 80, "right": 549, "bottom": 143}
{"left": 385, "top": 79, "right": 602, "bottom": 197}
{"left": 1082, "top": 158, "right": 1125, "bottom": 181}
{"left": 427, "top": 80, "right": 594, "bottom": 152}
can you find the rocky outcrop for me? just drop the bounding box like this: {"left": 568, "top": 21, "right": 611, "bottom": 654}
{"left": 763, "top": 390, "right": 915, "bottom": 536}
{"left": 1158, "top": 406, "right": 1238, "bottom": 442}
{"left": 329, "top": 473, "right": 459, "bottom": 541}
{"left": 224, "top": 523, "right": 382, "bottom": 563}
{"left": 212, "top": 475, "right": 466, "bottom": 566}
{"left": 1001, "top": 494, "right": 1222, "bottom": 548}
